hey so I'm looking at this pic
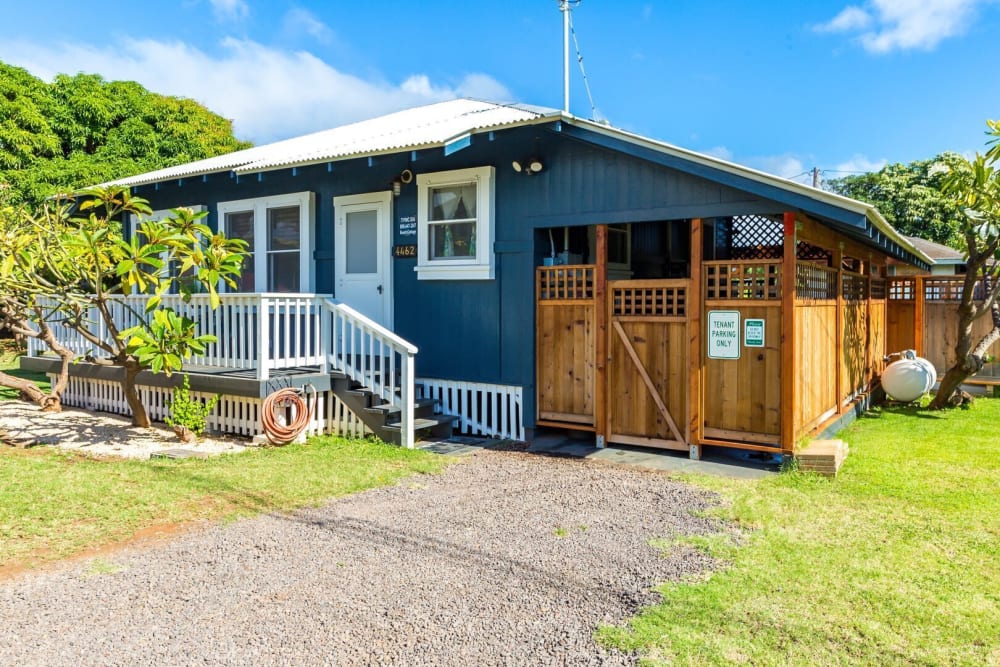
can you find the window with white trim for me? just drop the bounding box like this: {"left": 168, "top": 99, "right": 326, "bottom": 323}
{"left": 217, "top": 191, "right": 314, "bottom": 293}
{"left": 416, "top": 166, "right": 495, "bottom": 280}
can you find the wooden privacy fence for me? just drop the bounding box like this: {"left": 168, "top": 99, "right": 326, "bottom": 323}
{"left": 887, "top": 276, "right": 1000, "bottom": 382}
{"left": 607, "top": 279, "right": 688, "bottom": 450}
{"left": 536, "top": 265, "right": 597, "bottom": 427}
{"left": 701, "top": 260, "right": 782, "bottom": 445}
{"left": 793, "top": 263, "right": 887, "bottom": 437}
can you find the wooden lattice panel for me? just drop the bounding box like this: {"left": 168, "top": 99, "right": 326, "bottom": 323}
{"left": 611, "top": 281, "right": 686, "bottom": 318}
{"left": 795, "top": 262, "right": 838, "bottom": 300}
{"left": 729, "top": 214, "right": 784, "bottom": 260}
{"left": 704, "top": 261, "right": 782, "bottom": 301}
{"left": 842, "top": 273, "right": 869, "bottom": 301}
{"left": 888, "top": 277, "right": 916, "bottom": 301}
{"left": 537, "top": 265, "right": 595, "bottom": 301}
{"left": 796, "top": 241, "right": 833, "bottom": 263}
{"left": 924, "top": 277, "right": 964, "bottom": 302}
{"left": 870, "top": 278, "right": 887, "bottom": 300}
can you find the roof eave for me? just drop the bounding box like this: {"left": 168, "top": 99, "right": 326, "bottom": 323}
{"left": 231, "top": 112, "right": 568, "bottom": 176}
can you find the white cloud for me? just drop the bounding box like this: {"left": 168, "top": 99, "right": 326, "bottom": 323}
{"left": 814, "top": 6, "right": 872, "bottom": 33}
{"left": 0, "top": 37, "right": 513, "bottom": 144}
{"left": 282, "top": 7, "right": 333, "bottom": 44}
{"left": 702, "top": 146, "right": 734, "bottom": 161}
{"left": 834, "top": 154, "right": 887, "bottom": 174}
{"left": 209, "top": 0, "right": 249, "bottom": 22}
{"left": 745, "top": 154, "right": 809, "bottom": 181}
{"left": 815, "top": 0, "right": 992, "bottom": 53}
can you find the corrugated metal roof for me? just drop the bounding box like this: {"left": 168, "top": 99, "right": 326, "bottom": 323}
{"left": 110, "top": 99, "right": 558, "bottom": 187}
{"left": 108, "top": 96, "right": 931, "bottom": 267}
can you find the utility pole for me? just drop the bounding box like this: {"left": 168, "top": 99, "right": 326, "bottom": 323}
{"left": 812, "top": 167, "right": 821, "bottom": 188}
{"left": 560, "top": 1, "right": 573, "bottom": 113}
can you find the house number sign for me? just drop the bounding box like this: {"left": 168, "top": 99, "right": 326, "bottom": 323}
{"left": 393, "top": 244, "right": 417, "bottom": 258}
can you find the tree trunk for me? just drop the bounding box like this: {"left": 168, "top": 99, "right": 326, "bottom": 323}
{"left": 0, "top": 370, "right": 49, "bottom": 405}
{"left": 122, "top": 360, "right": 151, "bottom": 427}
{"left": 929, "top": 315, "right": 1000, "bottom": 409}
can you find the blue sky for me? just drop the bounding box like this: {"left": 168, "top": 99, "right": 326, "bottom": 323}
{"left": 2, "top": 1, "right": 999, "bottom": 185}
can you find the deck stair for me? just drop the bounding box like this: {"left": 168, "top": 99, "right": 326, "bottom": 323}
{"left": 331, "top": 375, "right": 458, "bottom": 445}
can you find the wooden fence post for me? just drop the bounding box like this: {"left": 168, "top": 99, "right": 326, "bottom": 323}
{"left": 914, "top": 275, "right": 924, "bottom": 356}
{"left": 595, "top": 224, "right": 608, "bottom": 448}
{"left": 688, "top": 218, "right": 703, "bottom": 458}
{"left": 866, "top": 253, "right": 874, "bottom": 389}
{"left": 835, "top": 243, "right": 845, "bottom": 413}
{"left": 780, "top": 212, "right": 798, "bottom": 455}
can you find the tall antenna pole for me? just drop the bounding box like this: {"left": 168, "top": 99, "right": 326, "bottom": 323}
{"left": 561, "top": 0, "right": 570, "bottom": 113}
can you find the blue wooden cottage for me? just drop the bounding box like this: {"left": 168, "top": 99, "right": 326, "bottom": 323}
{"left": 25, "top": 99, "right": 933, "bottom": 455}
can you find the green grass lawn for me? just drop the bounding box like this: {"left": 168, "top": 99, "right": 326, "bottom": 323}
{"left": 601, "top": 399, "right": 1000, "bottom": 665}
{"left": 1, "top": 347, "right": 445, "bottom": 571}
{"left": 0, "top": 437, "right": 446, "bottom": 569}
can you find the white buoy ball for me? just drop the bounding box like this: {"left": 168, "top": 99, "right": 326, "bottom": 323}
{"left": 883, "top": 357, "right": 937, "bottom": 402}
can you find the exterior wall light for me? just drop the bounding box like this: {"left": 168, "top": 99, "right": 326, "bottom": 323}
{"left": 512, "top": 158, "right": 544, "bottom": 175}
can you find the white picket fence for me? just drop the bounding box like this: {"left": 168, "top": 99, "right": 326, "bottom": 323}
{"left": 417, "top": 379, "right": 524, "bottom": 441}
{"left": 57, "top": 375, "right": 370, "bottom": 439}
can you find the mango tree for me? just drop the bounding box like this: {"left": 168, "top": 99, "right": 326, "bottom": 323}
{"left": 0, "top": 185, "right": 246, "bottom": 425}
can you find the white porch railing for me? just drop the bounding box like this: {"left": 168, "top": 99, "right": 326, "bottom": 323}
{"left": 322, "top": 300, "right": 418, "bottom": 449}
{"left": 27, "top": 293, "right": 419, "bottom": 448}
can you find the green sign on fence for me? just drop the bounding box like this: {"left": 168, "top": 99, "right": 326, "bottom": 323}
{"left": 744, "top": 318, "right": 765, "bottom": 348}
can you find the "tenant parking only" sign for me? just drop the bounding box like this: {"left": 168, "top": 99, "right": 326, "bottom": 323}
{"left": 707, "top": 310, "right": 741, "bottom": 359}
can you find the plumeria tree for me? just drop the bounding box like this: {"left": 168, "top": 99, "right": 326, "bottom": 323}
{"left": 0, "top": 186, "right": 246, "bottom": 425}
{"left": 927, "top": 122, "right": 1000, "bottom": 408}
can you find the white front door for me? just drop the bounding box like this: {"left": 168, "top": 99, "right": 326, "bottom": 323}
{"left": 334, "top": 192, "right": 393, "bottom": 329}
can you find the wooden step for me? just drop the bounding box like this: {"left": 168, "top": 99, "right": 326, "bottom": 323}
{"left": 380, "top": 414, "right": 459, "bottom": 441}
{"left": 364, "top": 398, "right": 437, "bottom": 420}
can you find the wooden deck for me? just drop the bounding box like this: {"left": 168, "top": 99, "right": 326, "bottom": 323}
{"left": 20, "top": 356, "right": 340, "bottom": 399}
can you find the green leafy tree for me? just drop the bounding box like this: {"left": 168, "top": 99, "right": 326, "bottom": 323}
{"left": 926, "top": 124, "right": 1000, "bottom": 408}
{"left": 0, "top": 62, "right": 250, "bottom": 206}
{"left": 828, "top": 155, "right": 967, "bottom": 248}
{"left": 0, "top": 186, "right": 247, "bottom": 425}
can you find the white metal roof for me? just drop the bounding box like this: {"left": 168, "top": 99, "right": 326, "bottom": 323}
{"left": 108, "top": 97, "right": 931, "bottom": 266}
{"left": 110, "top": 99, "right": 558, "bottom": 187}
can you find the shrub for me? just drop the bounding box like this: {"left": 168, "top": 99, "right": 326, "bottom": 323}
{"left": 165, "top": 375, "right": 219, "bottom": 438}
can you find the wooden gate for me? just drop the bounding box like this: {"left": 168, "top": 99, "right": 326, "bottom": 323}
{"left": 606, "top": 280, "right": 689, "bottom": 450}
{"left": 701, "top": 261, "right": 782, "bottom": 445}
{"left": 536, "top": 265, "right": 597, "bottom": 428}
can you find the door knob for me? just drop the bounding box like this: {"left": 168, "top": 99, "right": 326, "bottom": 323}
{"left": 377, "top": 284, "right": 383, "bottom": 294}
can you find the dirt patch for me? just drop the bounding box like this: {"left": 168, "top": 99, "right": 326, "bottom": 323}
{"left": 0, "top": 520, "right": 200, "bottom": 584}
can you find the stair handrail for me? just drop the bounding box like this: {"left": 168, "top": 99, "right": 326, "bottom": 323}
{"left": 321, "top": 298, "right": 418, "bottom": 448}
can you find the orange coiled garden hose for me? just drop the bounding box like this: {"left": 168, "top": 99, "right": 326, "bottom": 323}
{"left": 261, "top": 385, "right": 317, "bottom": 445}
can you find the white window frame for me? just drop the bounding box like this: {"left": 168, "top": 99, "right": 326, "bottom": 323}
{"left": 416, "top": 166, "right": 495, "bottom": 280}
{"left": 129, "top": 205, "right": 206, "bottom": 294}
{"left": 217, "top": 191, "right": 315, "bottom": 293}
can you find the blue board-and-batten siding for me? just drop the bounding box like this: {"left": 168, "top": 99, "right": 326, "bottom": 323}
{"left": 132, "top": 122, "right": 789, "bottom": 431}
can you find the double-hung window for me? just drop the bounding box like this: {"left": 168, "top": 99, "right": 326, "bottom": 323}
{"left": 217, "top": 191, "right": 314, "bottom": 293}
{"left": 416, "top": 166, "right": 495, "bottom": 280}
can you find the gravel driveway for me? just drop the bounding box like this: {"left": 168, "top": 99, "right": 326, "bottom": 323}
{"left": 0, "top": 450, "right": 727, "bottom": 665}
